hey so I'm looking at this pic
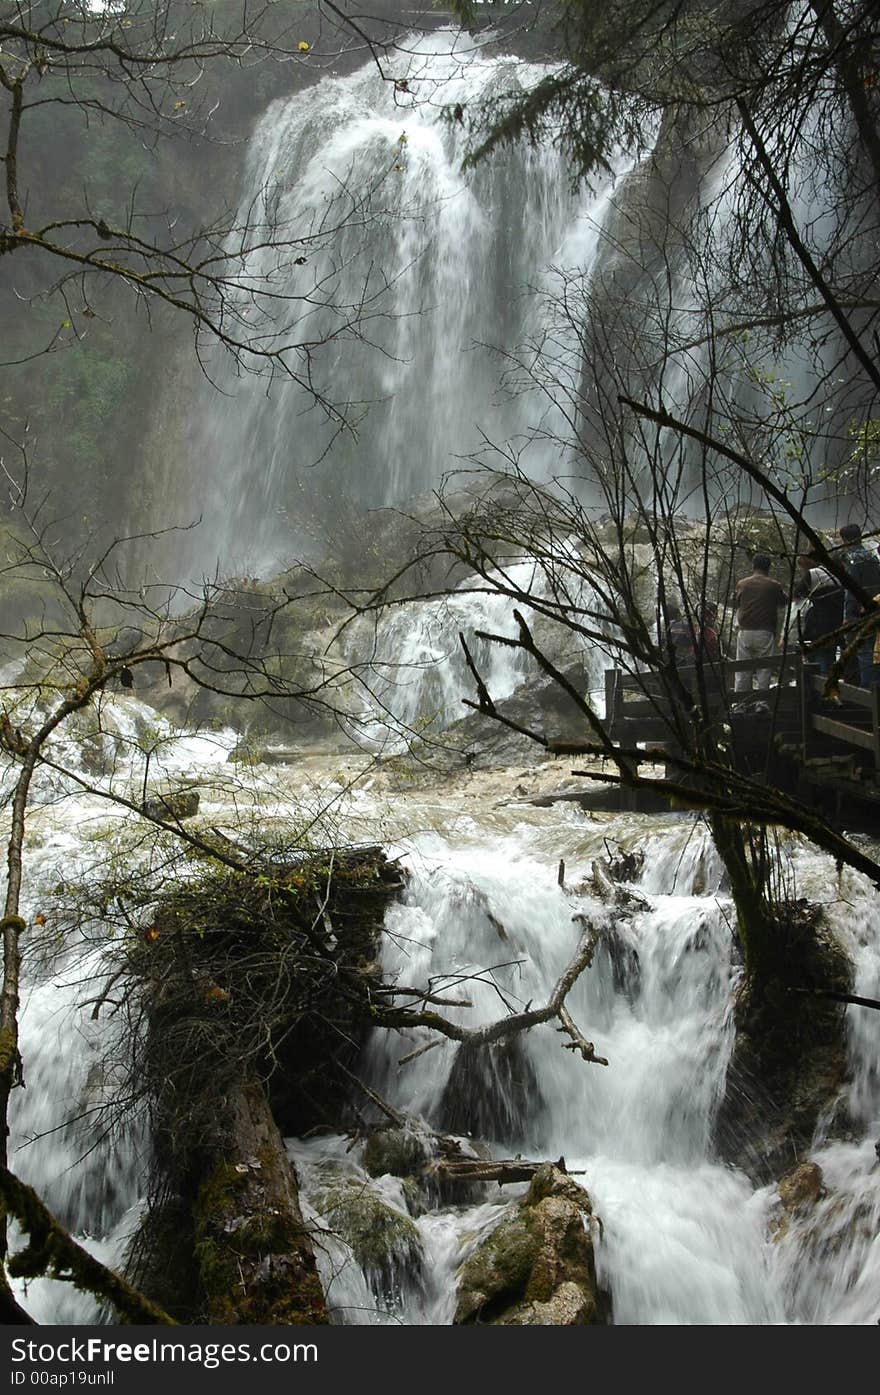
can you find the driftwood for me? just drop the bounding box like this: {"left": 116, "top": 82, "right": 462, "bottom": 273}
{"left": 588, "top": 857, "right": 649, "bottom": 912}
{"left": 429, "top": 1156, "right": 585, "bottom": 1186}
{"left": 372, "top": 920, "right": 608, "bottom": 1066}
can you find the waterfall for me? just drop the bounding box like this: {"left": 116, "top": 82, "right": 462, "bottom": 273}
{"left": 5, "top": 597, "right": 880, "bottom": 1324}
{"left": 5, "top": 697, "right": 242, "bottom": 1322}
{"left": 183, "top": 32, "right": 629, "bottom": 577}
{"left": 295, "top": 802, "right": 879, "bottom": 1325}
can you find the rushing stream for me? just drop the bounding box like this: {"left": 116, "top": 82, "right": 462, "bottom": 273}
{"left": 6, "top": 672, "right": 879, "bottom": 1324}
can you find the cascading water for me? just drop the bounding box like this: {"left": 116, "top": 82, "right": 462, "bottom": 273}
{"left": 348, "top": 552, "right": 609, "bottom": 741}
{"left": 184, "top": 32, "right": 631, "bottom": 577}
{"left": 4, "top": 698, "right": 244, "bottom": 1322}
{"left": 6, "top": 591, "right": 880, "bottom": 1323}
{"left": 294, "top": 810, "right": 879, "bottom": 1326}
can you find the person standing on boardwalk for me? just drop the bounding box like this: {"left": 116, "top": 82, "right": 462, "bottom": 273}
{"left": 838, "top": 524, "right": 880, "bottom": 688}
{"left": 794, "top": 550, "right": 844, "bottom": 677}
{"left": 733, "top": 553, "right": 788, "bottom": 693}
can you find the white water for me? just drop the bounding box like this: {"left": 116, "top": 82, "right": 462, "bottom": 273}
{"left": 4, "top": 697, "right": 245, "bottom": 1321}
{"left": 348, "top": 551, "right": 610, "bottom": 741}
{"left": 285, "top": 809, "right": 880, "bottom": 1325}
{"left": 5, "top": 22, "right": 880, "bottom": 1311}
{"left": 5, "top": 642, "right": 880, "bottom": 1324}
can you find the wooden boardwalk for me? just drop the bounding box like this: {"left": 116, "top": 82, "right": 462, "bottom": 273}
{"left": 547, "top": 653, "right": 880, "bottom": 832}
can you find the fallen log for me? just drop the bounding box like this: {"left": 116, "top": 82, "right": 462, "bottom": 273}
{"left": 428, "top": 1156, "right": 585, "bottom": 1186}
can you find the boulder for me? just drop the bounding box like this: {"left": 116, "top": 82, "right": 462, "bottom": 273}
{"left": 362, "top": 1126, "right": 432, "bottom": 1181}
{"left": 312, "top": 1179, "right": 423, "bottom": 1302}
{"left": 713, "top": 912, "right": 852, "bottom": 1183}
{"left": 439, "top": 1038, "right": 542, "bottom": 1146}
{"left": 770, "top": 1159, "right": 827, "bottom": 1244}
{"left": 453, "top": 1164, "right": 610, "bottom": 1325}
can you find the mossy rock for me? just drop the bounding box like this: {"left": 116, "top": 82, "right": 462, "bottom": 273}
{"left": 362, "top": 1126, "right": 431, "bottom": 1180}
{"left": 454, "top": 1165, "right": 610, "bottom": 1326}
{"left": 313, "top": 1180, "right": 422, "bottom": 1288}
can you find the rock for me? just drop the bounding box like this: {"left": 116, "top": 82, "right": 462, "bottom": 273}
{"left": 362, "top": 1126, "right": 432, "bottom": 1180}
{"left": 598, "top": 924, "right": 641, "bottom": 1003}
{"left": 453, "top": 1164, "right": 610, "bottom": 1325}
{"left": 142, "top": 788, "right": 200, "bottom": 822}
{"left": 312, "top": 1179, "right": 423, "bottom": 1300}
{"left": 769, "top": 1161, "right": 830, "bottom": 1247}
{"left": 713, "top": 909, "right": 852, "bottom": 1183}
{"left": 362, "top": 1125, "right": 491, "bottom": 1209}
{"left": 439, "top": 1038, "right": 543, "bottom": 1146}
{"left": 778, "top": 1161, "right": 825, "bottom": 1213}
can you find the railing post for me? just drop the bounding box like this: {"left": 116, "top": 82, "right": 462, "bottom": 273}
{"left": 604, "top": 668, "right": 620, "bottom": 740}
{"left": 800, "top": 658, "right": 819, "bottom": 760}
{"left": 871, "top": 684, "right": 880, "bottom": 775}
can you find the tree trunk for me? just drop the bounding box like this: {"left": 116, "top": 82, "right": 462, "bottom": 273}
{"left": 191, "top": 1077, "right": 328, "bottom": 1325}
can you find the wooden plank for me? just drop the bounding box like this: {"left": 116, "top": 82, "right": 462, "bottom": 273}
{"left": 840, "top": 681, "right": 873, "bottom": 707}
{"left": 725, "top": 653, "right": 798, "bottom": 675}
{"left": 807, "top": 674, "right": 874, "bottom": 708}
{"left": 810, "top": 714, "right": 877, "bottom": 751}
{"left": 604, "top": 667, "right": 617, "bottom": 724}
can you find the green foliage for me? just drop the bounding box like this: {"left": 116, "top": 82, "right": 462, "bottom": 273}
{"left": 447, "top": 0, "right": 726, "bottom": 183}
{"left": 43, "top": 343, "right": 135, "bottom": 465}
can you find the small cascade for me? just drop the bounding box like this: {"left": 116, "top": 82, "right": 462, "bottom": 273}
{"left": 4, "top": 698, "right": 242, "bottom": 1322}
{"left": 349, "top": 553, "right": 610, "bottom": 741}
{"left": 9, "top": 950, "right": 146, "bottom": 1324}
{"left": 299, "top": 813, "right": 879, "bottom": 1325}
{"left": 763, "top": 866, "right": 880, "bottom": 1324}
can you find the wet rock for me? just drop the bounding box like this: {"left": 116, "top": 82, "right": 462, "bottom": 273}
{"left": 453, "top": 1164, "right": 610, "bottom": 1325}
{"left": 713, "top": 910, "right": 852, "bottom": 1184}
{"left": 312, "top": 1179, "right": 423, "bottom": 1300}
{"left": 439, "top": 1038, "right": 543, "bottom": 1147}
{"left": 769, "top": 1160, "right": 827, "bottom": 1244}
{"left": 388, "top": 663, "right": 594, "bottom": 776}
{"left": 362, "top": 1126, "right": 432, "bottom": 1181}
{"left": 362, "top": 1125, "right": 491, "bottom": 1209}
{"left": 599, "top": 923, "right": 641, "bottom": 1003}
{"left": 778, "top": 1161, "right": 825, "bottom": 1214}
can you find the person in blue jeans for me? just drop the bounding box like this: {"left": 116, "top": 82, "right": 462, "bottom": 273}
{"left": 839, "top": 524, "right": 880, "bottom": 687}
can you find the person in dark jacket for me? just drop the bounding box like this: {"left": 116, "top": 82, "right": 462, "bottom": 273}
{"left": 794, "top": 551, "right": 843, "bottom": 676}
{"left": 839, "top": 524, "right": 880, "bottom": 687}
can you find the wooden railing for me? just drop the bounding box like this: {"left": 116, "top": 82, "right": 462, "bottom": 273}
{"left": 802, "top": 669, "right": 880, "bottom": 772}
{"left": 604, "top": 655, "right": 880, "bottom": 777}
{"left": 605, "top": 653, "right": 800, "bottom": 738}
